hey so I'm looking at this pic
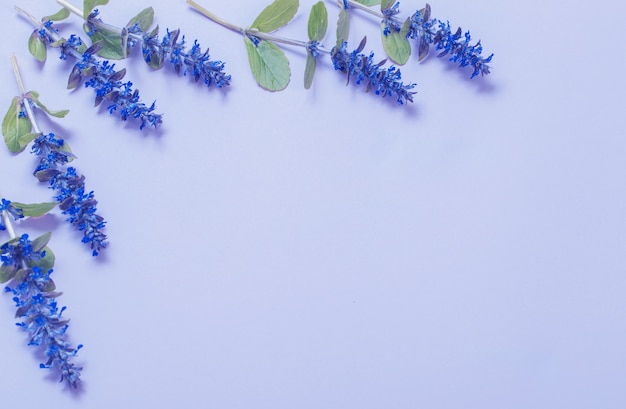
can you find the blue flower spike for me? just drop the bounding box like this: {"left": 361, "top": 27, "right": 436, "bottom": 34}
{"left": 0, "top": 206, "right": 83, "bottom": 389}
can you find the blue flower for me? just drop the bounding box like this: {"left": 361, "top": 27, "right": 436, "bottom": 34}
{"left": 331, "top": 38, "right": 416, "bottom": 105}
{"left": 2, "top": 236, "right": 82, "bottom": 388}
{"left": 32, "top": 133, "right": 107, "bottom": 256}
{"left": 382, "top": 1, "right": 402, "bottom": 36}
{"left": 140, "top": 27, "right": 231, "bottom": 88}
{"left": 407, "top": 5, "right": 493, "bottom": 78}
{"left": 0, "top": 199, "right": 24, "bottom": 230}
{"left": 37, "top": 20, "right": 163, "bottom": 129}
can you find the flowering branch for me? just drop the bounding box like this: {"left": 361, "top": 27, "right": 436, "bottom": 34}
{"left": 55, "top": 0, "right": 231, "bottom": 89}
{"left": 0, "top": 198, "right": 83, "bottom": 388}
{"left": 340, "top": 0, "right": 493, "bottom": 78}
{"left": 187, "top": 0, "right": 415, "bottom": 104}
{"left": 16, "top": 6, "right": 162, "bottom": 130}
{"left": 4, "top": 56, "right": 107, "bottom": 256}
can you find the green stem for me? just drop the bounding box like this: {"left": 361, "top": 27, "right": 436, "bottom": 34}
{"left": 1, "top": 207, "right": 17, "bottom": 239}
{"left": 10, "top": 55, "right": 41, "bottom": 135}
{"left": 186, "top": 0, "right": 332, "bottom": 54}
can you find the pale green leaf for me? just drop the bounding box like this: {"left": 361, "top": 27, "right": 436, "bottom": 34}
{"left": 381, "top": 0, "right": 394, "bottom": 10}
{"left": 380, "top": 22, "right": 411, "bottom": 65}
{"left": 28, "top": 32, "right": 47, "bottom": 62}
{"left": 244, "top": 38, "right": 291, "bottom": 91}
{"left": 11, "top": 202, "right": 57, "bottom": 218}
{"left": 250, "top": 0, "right": 299, "bottom": 33}
{"left": 44, "top": 7, "right": 71, "bottom": 22}
{"left": 307, "top": 2, "right": 328, "bottom": 41}
{"left": 84, "top": 0, "right": 109, "bottom": 19}
{"left": 354, "top": 0, "right": 381, "bottom": 5}
{"left": 0, "top": 264, "right": 17, "bottom": 283}
{"left": 2, "top": 97, "right": 32, "bottom": 153}
{"left": 30, "top": 232, "right": 52, "bottom": 253}
{"left": 127, "top": 7, "right": 154, "bottom": 32}
{"left": 336, "top": 8, "right": 350, "bottom": 47}
{"left": 27, "top": 91, "right": 69, "bottom": 118}
{"left": 89, "top": 29, "right": 124, "bottom": 60}
{"left": 304, "top": 53, "right": 316, "bottom": 89}
{"left": 30, "top": 246, "right": 56, "bottom": 273}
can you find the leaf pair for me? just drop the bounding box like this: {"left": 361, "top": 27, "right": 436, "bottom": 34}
{"left": 244, "top": 0, "right": 298, "bottom": 91}
{"left": 2, "top": 92, "right": 69, "bottom": 153}
{"left": 85, "top": 7, "right": 155, "bottom": 60}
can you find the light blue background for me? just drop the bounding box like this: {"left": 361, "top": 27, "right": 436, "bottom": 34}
{"left": 0, "top": 0, "right": 624, "bottom": 407}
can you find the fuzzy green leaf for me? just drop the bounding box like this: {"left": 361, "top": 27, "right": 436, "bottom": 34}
{"left": 27, "top": 91, "right": 69, "bottom": 118}
{"left": 127, "top": 7, "right": 154, "bottom": 32}
{"left": 89, "top": 29, "right": 124, "bottom": 60}
{"left": 304, "top": 53, "right": 316, "bottom": 89}
{"left": 336, "top": 7, "right": 350, "bottom": 47}
{"left": 28, "top": 32, "right": 47, "bottom": 62}
{"left": 84, "top": 0, "right": 109, "bottom": 18}
{"left": 250, "top": 0, "right": 299, "bottom": 33}
{"left": 0, "top": 264, "right": 17, "bottom": 283}
{"left": 380, "top": 21, "right": 411, "bottom": 65}
{"left": 2, "top": 97, "right": 32, "bottom": 153}
{"left": 30, "top": 246, "right": 56, "bottom": 273}
{"left": 30, "top": 232, "right": 52, "bottom": 253}
{"left": 355, "top": 0, "right": 381, "bottom": 5}
{"left": 308, "top": 2, "right": 328, "bottom": 41}
{"left": 11, "top": 202, "right": 57, "bottom": 218}
{"left": 45, "top": 7, "right": 71, "bottom": 22}
{"left": 245, "top": 38, "right": 291, "bottom": 91}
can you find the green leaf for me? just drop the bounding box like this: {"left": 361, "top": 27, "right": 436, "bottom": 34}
{"left": 380, "top": 21, "right": 411, "bottom": 65}
{"left": 307, "top": 2, "right": 328, "bottom": 41}
{"left": 355, "top": 0, "right": 381, "bottom": 5}
{"left": 11, "top": 202, "right": 57, "bottom": 218}
{"left": 28, "top": 32, "right": 47, "bottom": 62}
{"left": 250, "top": 0, "right": 299, "bottom": 33}
{"left": 2, "top": 97, "right": 32, "bottom": 153}
{"left": 304, "top": 53, "right": 316, "bottom": 89}
{"left": 127, "top": 7, "right": 154, "bottom": 32}
{"left": 27, "top": 91, "right": 69, "bottom": 118}
{"left": 31, "top": 232, "right": 52, "bottom": 253}
{"left": 89, "top": 29, "right": 124, "bottom": 60}
{"left": 30, "top": 246, "right": 56, "bottom": 273}
{"left": 380, "top": 0, "right": 394, "bottom": 10}
{"left": 0, "top": 264, "right": 17, "bottom": 283}
{"left": 244, "top": 38, "right": 291, "bottom": 91}
{"left": 336, "top": 7, "right": 350, "bottom": 47}
{"left": 44, "top": 7, "right": 71, "bottom": 22}
{"left": 84, "top": 0, "right": 109, "bottom": 19}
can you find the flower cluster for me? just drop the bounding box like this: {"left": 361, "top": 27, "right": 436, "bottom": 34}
{"left": 331, "top": 39, "right": 416, "bottom": 105}
{"left": 32, "top": 133, "right": 107, "bottom": 256}
{"left": 140, "top": 27, "right": 231, "bottom": 88}
{"left": 36, "top": 21, "right": 162, "bottom": 129}
{"left": 1, "top": 233, "right": 82, "bottom": 388}
{"left": 405, "top": 5, "right": 493, "bottom": 78}
{"left": 0, "top": 199, "right": 24, "bottom": 230}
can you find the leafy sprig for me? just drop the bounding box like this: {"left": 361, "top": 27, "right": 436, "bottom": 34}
{"left": 0, "top": 198, "right": 83, "bottom": 388}
{"left": 3, "top": 56, "right": 107, "bottom": 256}
{"left": 52, "top": 0, "right": 231, "bottom": 89}
{"left": 17, "top": 7, "right": 162, "bottom": 129}
{"left": 188, "top": 0, "right": 415, "bottom": 104}
{"left": 340, "top": 0, "right": 493, "bottom": 78}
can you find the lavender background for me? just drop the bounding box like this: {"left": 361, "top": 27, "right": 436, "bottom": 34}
{"left": 0, "top": 0, "right": 625, "bottom": 407}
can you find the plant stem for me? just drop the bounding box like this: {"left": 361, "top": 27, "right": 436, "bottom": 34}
{"left": 10, "top": 55, "right": 41, "bottom": 134}
{"left": 1, "top": 209, "right": 17, "bottom": 239}
{"left": 186, "top": 0, "right": 332, "bottom": 54}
